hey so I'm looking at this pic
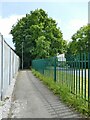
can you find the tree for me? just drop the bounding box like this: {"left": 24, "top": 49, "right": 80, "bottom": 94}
{"left": 11, "top": 9, "right": 67, "bottom": 68}
{"left": 66, "top": 24, "right": 90, "bottom": 58}
{"left": 35, "top": 36, "right": 50, "bottom": 58}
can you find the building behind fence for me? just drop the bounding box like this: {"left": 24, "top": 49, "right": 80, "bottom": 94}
{"left": 0, "top": 33, "right": 20, "bottom": 100}
{"left": 32, "top": 53, "right": 90, "bottom": 110}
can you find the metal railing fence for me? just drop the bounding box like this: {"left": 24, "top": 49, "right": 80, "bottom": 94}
{"left": 32, "top": 53, "right": 90, "bottom": 110}
{"left": 0, "top": 33, "right": 20, "bottom": 100}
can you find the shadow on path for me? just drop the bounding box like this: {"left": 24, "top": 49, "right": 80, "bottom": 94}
{"left": 9, "top": 70, "right": 83, "bottom": 118}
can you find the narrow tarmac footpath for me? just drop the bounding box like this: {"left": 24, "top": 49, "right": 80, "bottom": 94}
{"left": 9, "top": 70, "right": 82, "bottom": 118}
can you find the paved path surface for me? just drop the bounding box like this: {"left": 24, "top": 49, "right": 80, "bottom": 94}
{"left": 9, "top": 70, "right": 83, "bottom": 118}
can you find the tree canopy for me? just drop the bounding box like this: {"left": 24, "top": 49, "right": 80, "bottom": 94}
{"left": 11, "top": 9, "right": 67, "bottom": 68}
{"left": 66, "top": 24, "right": 90, "bottom": 58}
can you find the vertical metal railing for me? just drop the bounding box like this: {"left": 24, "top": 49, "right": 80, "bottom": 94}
{"left": 88, "top": 53, "right": 90, "bottom": 110}
{"left": 54, "top": 57, "right": 56, "bottom": 82}
{"left": 32, "top": 52, "right": 90, "bottom": 111}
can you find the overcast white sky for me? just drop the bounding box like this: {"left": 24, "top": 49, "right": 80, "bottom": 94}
{"left": 0, "top": 0, "right": 89, "bottom": 48}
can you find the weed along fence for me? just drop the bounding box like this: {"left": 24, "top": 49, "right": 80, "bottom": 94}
{"left": 0, "top": 33, "right": 20, "bottom": 100}
{"left": 32, "top": 53, "right": 90, "bottom": 110}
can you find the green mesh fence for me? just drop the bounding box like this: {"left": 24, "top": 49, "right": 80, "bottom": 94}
{"left": 32, "top": 53, "right": 90, "bottom": 109}
{"left": 32, "top": 57, "right": 56, "bottom": 80}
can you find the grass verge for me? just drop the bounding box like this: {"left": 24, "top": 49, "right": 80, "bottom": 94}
{"left": 32, "top": 69, "right": 90, "bottom": 117}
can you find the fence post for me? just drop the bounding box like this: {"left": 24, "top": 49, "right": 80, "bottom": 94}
{"left": 9, "top": 49, "right": 11, "bottom": 85}
{"left": 54, "top": 56, "right": 56, "bottom": 82}
{"left": 1, "top": 35, "right": 3, "bottom": 100}
{"left": 88, "top": 53, "right": 90, "bottom": 111}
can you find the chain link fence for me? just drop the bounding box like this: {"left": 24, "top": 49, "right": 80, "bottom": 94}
{"left": 0, "top": 33, "right": 20, "bottom": 100}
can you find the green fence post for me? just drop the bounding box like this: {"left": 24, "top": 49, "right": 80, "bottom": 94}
{"left": 84, "top": 53, "right": 86, "bottom": 99}
{"left": 75, "top": 56, "right": 78, "bottom": 97}
{"left": 54, "top": 56, "right": 56, "bottom": 82}
{"left": 78, "top": 54, "right": 80, "bottom": 96}
{"left": 81, "top": 53, "right": 84, "bottom": 98}
{"left": 88, "top": 53, "right": 90, "bottom": 111}
{"left": 74, "top": 58, "right": 75, "bottom": 94}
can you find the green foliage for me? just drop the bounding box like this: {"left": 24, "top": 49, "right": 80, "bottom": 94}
{"left": 36, "top": 36, "right": 50, "bottom": 58}
{"left": 66, "top": 24, "right": 90, "bottom": 57}
{"left": 11, "top": 9, "right": 67, "bottom": 68}
{"left": 32, "top": 69, "right": 90, "bottom": 116}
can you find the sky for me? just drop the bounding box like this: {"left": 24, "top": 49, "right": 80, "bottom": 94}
{"left": 0, "top": 0, "right": 89, "bottom": 49}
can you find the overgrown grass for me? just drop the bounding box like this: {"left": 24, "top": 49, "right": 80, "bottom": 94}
{"left": 45, "top": 69, "right": 88, "bottom": 100}
{"left": 32, "top": 69, "right": 90, "bottom": 117}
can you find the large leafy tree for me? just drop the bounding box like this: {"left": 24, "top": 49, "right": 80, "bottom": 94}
{"left": 66, "top": 24, "right": 90, "bottom": 58}
{"left": 11, "top": 9, "right": 67, "bottom": 68}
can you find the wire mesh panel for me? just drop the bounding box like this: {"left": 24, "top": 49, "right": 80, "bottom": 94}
{"left": 32, "top": 57, "right": 56, "bottom": 80}
{"left": 0, "top": 33, "right": 20, "bottom": 100}
{"left": 3, "top": 41, "right": 10, "bottom": 96}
